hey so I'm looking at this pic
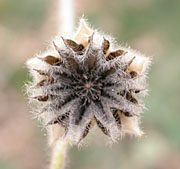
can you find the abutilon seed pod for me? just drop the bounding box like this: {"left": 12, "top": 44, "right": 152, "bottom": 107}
{"left": 26, "top": 19, "right": 151, "bottom": 144}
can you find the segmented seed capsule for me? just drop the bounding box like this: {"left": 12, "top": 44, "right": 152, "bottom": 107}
{"left": 26, "top": 19, "right": 151, "bottom": 144}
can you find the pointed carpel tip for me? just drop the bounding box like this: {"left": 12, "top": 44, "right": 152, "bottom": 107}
{"left": 79, "top": 18, "right": 92, "bottom": 34}
{"left": 52, "top": 41, "right": 57, "bottom": 48}
{"left": 80, "top": 18, "right": 87, "bottom": 27}
{"left": 61, "top": 36, "right": 64, "bottom": 40}
{"left": 74, "top": 18, "right": 93, "bottom": 46}
{"left": 128, "top": 56, "right": 136, "bottom": 66}
{"left": 61, "top": 36, "right": 67, "bottom": 46}
{"left": 88, "top": 32, "right": 95, "bottom": 41}
{"left": 103, "top": 37, "right": 109, "bottom": 42}
{"left": 53, "top": 41, "right": 60, "bottom": 51}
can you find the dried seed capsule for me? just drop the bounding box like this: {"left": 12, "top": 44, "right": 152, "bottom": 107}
{"left": 63, "top": 39, "right": 84, "bottom": 52}
{"left": 106, "top": 49, "right": 125, "bottom": 61}
{"left": 129, "top": 97, "right": 138, "bottom": 104}
{"left": 80, "top": 121, "right": 92, "bottom": 141}
{"left": 36, "top": 78, "right": 54, "bottom": 87}
{"left": 33, "top": 69, "right": 49, "bottom": 76}
{"left": 123, "top": 111, "right": 133, "bottom": 117}
{"left": 135, "top": 90, "right": 140, "bottom": 93}
{"left": 130, "top": 71, "right": 138, "bottom": 78}
{"left": 26, "top": 19, "right": 151, "bottom": 144}
{"left": 39, "top": 56, "right": 61, "bottom": 65}
{"left": 112, "top": 109, "right": 121, "bottom": 126}
{"left": 95, "top": 116, "right": 110, "bottom": 136}
{"left": 33, "top": 95, "right": 49, "bottom": 102}
{"left": 102, "top": 38, "right": 110, "bottom": 54}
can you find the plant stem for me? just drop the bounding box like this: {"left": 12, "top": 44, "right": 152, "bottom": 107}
{"left": 50, "top": 139, "right": 69, "bottom": 169}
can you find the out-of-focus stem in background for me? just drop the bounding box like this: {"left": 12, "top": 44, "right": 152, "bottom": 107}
{"left": 59, "top": 0, "right": 74, "bottom": 36}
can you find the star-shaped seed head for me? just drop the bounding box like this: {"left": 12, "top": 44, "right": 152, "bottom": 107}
{"left": 26, "top": 19, "right": 151, "bottom": 144}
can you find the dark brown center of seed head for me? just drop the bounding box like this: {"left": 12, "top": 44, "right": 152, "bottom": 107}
{"left": 73, "top": 73, "right": 102, "bottom": 103}
{"left": 85, "top": 83, "right": 92, "bottom": 89}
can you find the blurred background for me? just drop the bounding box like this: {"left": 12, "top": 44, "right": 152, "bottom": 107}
{"left": 0, "top": 0, "right": 180, "bottom": 169}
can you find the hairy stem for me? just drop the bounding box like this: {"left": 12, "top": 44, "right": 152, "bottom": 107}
{"left": 50, "top": 139, "right": 69, "bottom": 169}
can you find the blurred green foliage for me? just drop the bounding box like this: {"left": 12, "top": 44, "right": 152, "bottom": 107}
{"left": 0, "top": 160, "right": 16, "bottom": 169}
{"left": 7, "top": 67, "right": 31, "bottom": 92}
{"left": 0, "top": 0, "right": 49, "bottom": 31}
{"left": 88, "top": 0, "right": 180, "bottom": 45}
